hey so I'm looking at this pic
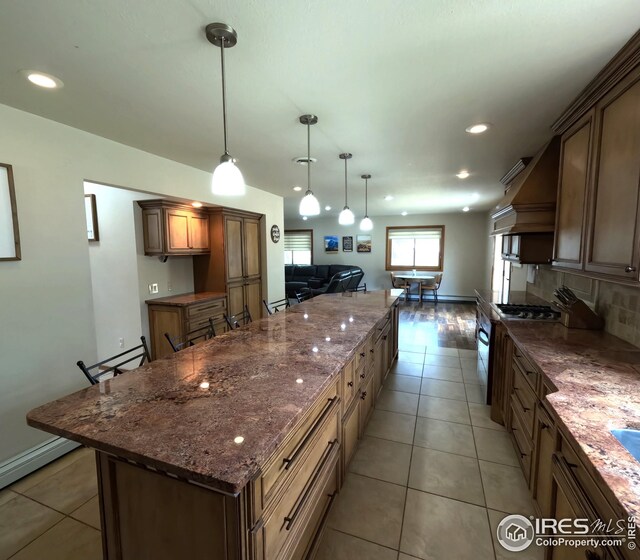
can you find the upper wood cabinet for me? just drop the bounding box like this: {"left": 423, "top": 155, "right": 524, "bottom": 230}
{"left": 553, "top": 109, "right": 595, "bottom": 270}
{"left": 138, "top": 200, "right": 210, "bottom": 256}
{"left": 585, "top": 67, "right": 640, "bottom": 279}
{"left": 502, "top": 233, "right": 553, "bottom": 264}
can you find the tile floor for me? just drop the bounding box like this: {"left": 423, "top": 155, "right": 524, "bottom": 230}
{"left": 0, "top": 302, "right": 544, "bottom": 560}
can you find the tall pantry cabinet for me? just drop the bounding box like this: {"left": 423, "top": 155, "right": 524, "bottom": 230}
{"left": 193, "top": 208, "right": 263, "bottom": 321}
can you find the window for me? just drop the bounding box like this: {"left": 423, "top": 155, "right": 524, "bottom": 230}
{"left": 284, "top": 229, "right": 313, "bottom": 265}
{"left": 385, "top": 226, "right": 444, "bottom": 270}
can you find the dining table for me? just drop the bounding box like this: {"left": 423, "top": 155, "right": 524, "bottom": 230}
{"left": 392, "top": 273, "right": 435, "bottom": 301}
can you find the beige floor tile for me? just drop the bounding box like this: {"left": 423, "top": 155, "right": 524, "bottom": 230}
{"left": 400, "top": 489, "right": 494, "bottom": 560}
{"left": 458, "top": 349, "right": 478, "bottom": 359}
{"left": 468, "top": 403, "right": 506, "bottom": 431}
{"left": 479, "top": 460, "right": 535, "bottom": 515}
{"left": 421, "top": 365, "right": 463, "bottom": 382}
{"left": 460, "top": 357, "right": 478, "bottom": 371}
{"left": 0, "top": 493, "right": 63, "bottom": 559}
{"left": 423, "top": 354, "right": 461, "bottom": 369}
{"left": 365, "top": 409, "right": 416, "bottom": 444}
{"left": 417, "top": 395, "right": 470, "bottom": 424}
{"left": 70, "top": 496, "right": 101, "bottom": 530}
{"left": 376, "top": 389, "right": 419, "bottom": 415}
{"left": 463, "top": 368, "right": 485, "bottom": 385}
{"left": 384, "top": 374, "right": 421, "bottom": 394}
{"left": 328, "top": 473, "right": 405, "bottom": 549}
{"left": 413, "top": 417, "right": 476, "bottom": 458}
{"left": 465, "top": 383, "right": 487, "bottom": 404}
{"left": 398, "top": 351, "right": 425, "bottom": 365}
{"left": 10, "top": 517, "right": 101, "bottom": 560}
{"left": 316, "top": 529, "right": 397, "bottom": 560}
{"left": 22, "top": 454, "right": 97, "bottom": 514}
{"left": 425, "top": 346, "right": 459, "bottom": 357}
{"left": 398, "top": 555, "right": 422, "bottom": 560}
{"left": 409, "top": 447, "right": 485, "bottom": 506}
{"left": 421, "top": 379, "right": 466, "bottom": 401}
{"left": 488, "top": 509, "right": 546, "bottom": 560}
{"left": 349, "top": 436, "right": 412, "bottom": 486}
{"left": 0, "top": 489, "right": 17, "bottom": 508}
{"left": 10, "top": 447, "right": 90, "bottom": 494}
{"left": 474, "top": 427, "right": 519, "bottom": 467}
{"left": 398, "top": 342, "right": 426, "bottom": 354}
{"left": 392, "top": 362, "right": 423, "bottom": 377}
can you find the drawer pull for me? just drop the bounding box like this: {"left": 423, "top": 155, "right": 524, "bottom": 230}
{"left": 360, "top": 391, "right": 367, "bottom": 400}
{"left": 360, "top": 373, "right": 366, "bottom": 379}
{"left": 625, "top": 266, "right": 636, "bottom": 273}
{"left": 522, "top": 406, "right": 530, "bottom": 412}
{"left": 360, "top": 352, "right": 365, "bottom": 358}
{"left": 284, "top": 439, "right": 338, "bottom": 530}
{"left": 382, "top": 335, "right": 388, "bottom": 340}
{"left": 283, "top": 397, "right": 337, "bottom": 471}
{"left": 347, "top": 381, "right": 354, "bottom": 387}
{"left": 370, "top": 349, "right": 374, "bottom": 354}
{"left": 520, "top": 452, "right": 527, "bottom": 458}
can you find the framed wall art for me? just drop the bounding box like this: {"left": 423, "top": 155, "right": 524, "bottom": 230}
{"left": 324, "top": 235, "right": 339, "bottom": 253}
{"left": 84, "top": 194, "right": 100, "bottom": 241}
{"left": 0, "top": 163, "right": 21, "bottom": 261}
{"left": 357, "top": 234, "right": 372, "bottom": 253}
{"left": 342, "top": 236, "right": 353, "bottom": 252}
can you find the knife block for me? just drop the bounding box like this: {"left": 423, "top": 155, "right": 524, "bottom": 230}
{"left": 561, "top": 299, "right": 604, "bottom": 330}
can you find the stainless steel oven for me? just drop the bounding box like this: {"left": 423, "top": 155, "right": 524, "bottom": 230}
{"left": 476, "top": 302, "right": 494, "bottom": 405}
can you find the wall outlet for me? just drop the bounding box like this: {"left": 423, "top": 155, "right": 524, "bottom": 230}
{"left": 148, "top": 283, "right": 159, "bottom": 294}
{"left": 118, "top": 337, "right": 124, "bottom": 348}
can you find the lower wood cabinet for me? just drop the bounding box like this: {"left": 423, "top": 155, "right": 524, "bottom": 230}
{"left": 532, "top": 404, "right": 556, "bottom": 518}
{"left": 341, "top": 400, "right": 359, "bottom": 474}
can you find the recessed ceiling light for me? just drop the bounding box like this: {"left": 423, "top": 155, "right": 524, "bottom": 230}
{"left": 456, "top": 170, "right": 470, "bottom": 179}
{"left": 462, "top": 206, "right": 470, "bottom": 212}
{"left": 401, "top": 211, "right": 408, "bottom": 216}
{"left": 192, "top": 201, "right": 203, "bottom": 208}
{"left": 24, "top": 71, "right": 63, "bottom": 89}
{"left": 325, "top": 206, "right": 331, "bottom": 211}
{"left": 292, "top": 186, "right": 302, "bottom": 192}
{"left": 384, "top": 195, "right": 394, "bottom": 201}
{"left": 465, "top": 123, "right": 490, "bottom": 134}
{"left": 302, "top": 216, "right": 308, "bottom": 221}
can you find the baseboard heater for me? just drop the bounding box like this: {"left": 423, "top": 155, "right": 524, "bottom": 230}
{"left": 404, "top": 294, "right": 476, "bottom": 303}
{"left": 0, "top": 437, "right": 80, "bottom": 489}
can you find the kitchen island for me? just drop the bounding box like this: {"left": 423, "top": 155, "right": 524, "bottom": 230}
{"left": 27, "top": 290, "right": 401, "bottom": 560}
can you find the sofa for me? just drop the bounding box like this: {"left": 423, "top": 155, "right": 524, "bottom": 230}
{"left": 285, "top": 264, "right": 364, "bottom": 297}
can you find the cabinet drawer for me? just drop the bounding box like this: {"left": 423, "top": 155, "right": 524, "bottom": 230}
{"left": 342, "top": 400, "right": 359, "bottom": 473}
{"left": 260, "top": 381, "right": 339, "bottom": 508}
{"left": 510, "top": 398, "right": 532, "bottom": 483}
{"left": 366, "top": 336, "right": 375, "bottom": 370}
{"left": 186, "top": 298, "right": 226, "bottom": 319}
{"left": 359, "top": 375, "right": 375, "bottom": 435}
{"left": 341, "top": 358, "right": 357, "bottom": 414}
{"left": 260, "top": 435, "right": 339, "bottom": 560}
{"left": 512, "top": 360, "right": 537, "bottom": 439}
{"left": 513, "top": 347, "right": 539, "bottom": 393}
{"left": 354, "top": 342, "right": 366, "bottom": 371}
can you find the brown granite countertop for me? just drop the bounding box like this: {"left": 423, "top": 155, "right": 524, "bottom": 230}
{"left": 145, "top": 291, "right": 227, "bottom": 306}
{"left": 500, "top": 319, "right": 640, "bottom": 521}
{"left": 27, "top": 290, "right": 401, "bottom": 495}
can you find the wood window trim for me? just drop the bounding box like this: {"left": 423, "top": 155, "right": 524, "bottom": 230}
{"left": 385, "top": 225, "right": 445, "bottom": 271}
{"left": 284, "top": 229, "right": 314, "bottom": 264}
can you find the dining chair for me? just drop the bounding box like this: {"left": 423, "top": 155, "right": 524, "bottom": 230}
{"left": 164, "top": 321, "right": 215, "bottom": 353}
{"left": 419, "top": 273, "right": 443, "bottom": 304}
{"left": 77, "top": 336, "right": 152, "bottom": 385}
{"left": 295, "top": 289, "right": 312, "bottom": 303}
{"left": 390, "top": 272, "right": 410, "bottom": 301}
{"left": 263, "top": 297, "right": 291, "bottom": 315}
{"left": 224, "top": 306, "right": 253, "bottom": 329}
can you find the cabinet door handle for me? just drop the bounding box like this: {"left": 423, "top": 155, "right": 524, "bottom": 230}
{"left": 370, "top": 349, "right": 374, "bottom": 354}
{"left": 360, "top": 373, "right": 366, "bottom": 379}
{"left": 520, "top": 452, "right": 527, "bottom": 458}
{"left": 382, "top": 335, "right": 387, "bottom": 340}
{"left": 625, "top": 266, "right": 636, "bottom": 273}
{"left": 347, "top": 381, "right": 354, "bottom": 387}
{"left": 360, "top": 352, "right": 365, "bottom": 358}
{"left": 360, "top": 391, "right": 367, "bottom": 400}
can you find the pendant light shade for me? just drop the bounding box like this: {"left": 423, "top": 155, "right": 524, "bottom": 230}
{"left": 298, "top": 115, "right": 320, "bottom": 216}
{"left": 206, "top": 23, "right": 245, "bottom": 196}
{"left": 338, "top": 153, "right": 355, "bottom": 225}
{"left": 359, "top": 174, "right": 373, "bottom": 231}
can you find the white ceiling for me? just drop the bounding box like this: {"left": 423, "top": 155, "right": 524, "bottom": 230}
{"left": 0, "top": 1, "right": 638, "bottom": 220}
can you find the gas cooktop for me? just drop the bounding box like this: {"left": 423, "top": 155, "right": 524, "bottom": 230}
{"left": 495, "top": 304, "right": 561, "bottom": 321}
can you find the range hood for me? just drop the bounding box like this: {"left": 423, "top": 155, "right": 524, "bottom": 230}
{"left": 491, "top": 136, "right": 560, "bottom": 235}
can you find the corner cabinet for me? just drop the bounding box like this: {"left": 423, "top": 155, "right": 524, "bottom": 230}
{"left": 138, "top": 200, "right": 210, "bottom": 256}
{"left": 193, "top": 208, "right": 263, "bottom": 321}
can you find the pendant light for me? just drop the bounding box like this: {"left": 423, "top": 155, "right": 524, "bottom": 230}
{"left": 338, "top": 153, "right": 355, "bottom": 225}
{"left": 359, "top": 174, "right": 373, "bottom": 231}
{"left": 206, "top": 22, "right": 245, "bottom": 196}
{"left": 298, "top": 114, "right": 320, "bottom": 216}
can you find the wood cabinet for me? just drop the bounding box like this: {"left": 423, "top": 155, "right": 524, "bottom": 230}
{"left": 501, "top": 233, "right": 554, "bottom": 264}
{"left": 145, "top": 292, "right": 227, "bottom": 360}
{"left": 490, "top": 322, "right": 512, "bottom": 425}
{"left": 193, "top": 209, "right": 263, "bottom": 320}
{"left": 585, "top": 67, "right": 640, "bottom": 280}
{"left": 138, "top": 200, "right": 210, "bottom": 256}
{"left": 532, "top": 404, "right": 556, "bottom": 518}
{"left": 553, "top": 110, "right": 595, "bottom": 270}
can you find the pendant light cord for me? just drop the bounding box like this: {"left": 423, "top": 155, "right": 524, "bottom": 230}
{"left": 365, "top": 177, "right": 368, "bottom": 216}
{"left": 307, "top": 122, "right": 311, "bottom": 193}
{"left": 219, "top": 38, "right": 229, "bottom": 155}
{"left": 344, "top": 157, "right": 348, "bottom": 207}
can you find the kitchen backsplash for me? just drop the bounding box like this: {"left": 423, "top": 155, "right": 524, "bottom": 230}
{"left": 527, "top": 266, "right": 640, "bottom": 347}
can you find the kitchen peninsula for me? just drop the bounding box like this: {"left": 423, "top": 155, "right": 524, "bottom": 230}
{"left": 27, "top": 290, "right": 401, "bottom": 560}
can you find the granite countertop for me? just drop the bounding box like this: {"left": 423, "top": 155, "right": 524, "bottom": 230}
{"left": 145, "top": 291, "right": 227, "bottom": 306}
{"left": 477, "top": 289, "right": 640, "bottom": 521}
{"left": 27, "top": 290, "right": 401, "bottom": 495}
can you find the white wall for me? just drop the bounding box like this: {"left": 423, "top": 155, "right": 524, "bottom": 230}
{"left": 285, "top": 211, "right": 489, "bottom": 298}
{"left": 0, "top": 103, "right": 284, "bottom": 466}
{"left": 83, "top": 183, "right": 194, "bottom": 359}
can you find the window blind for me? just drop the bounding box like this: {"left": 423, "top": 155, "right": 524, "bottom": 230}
{"left": 388, "top": 228, "right": 442, "bottom": 240}
{"left": 284, "top": 230, "right": 312, "bottom": 251}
